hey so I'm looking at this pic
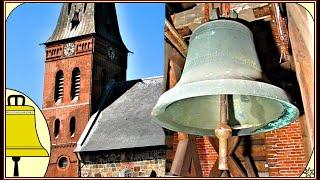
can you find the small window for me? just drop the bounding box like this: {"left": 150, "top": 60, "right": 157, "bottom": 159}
{"left": 70, "top": 117, "right": 76, "bottom": 137}
{"left": 58, "top": 156, "right": 68, "bottom": 169}
{"left": 124, "top": 169, "right": 131, "bottom": 177}
{"left": 55, "top": 70, "right": 64, "bottom": 103}
{"left": 54, "top": 119, "right": 60, "bottom": 138}
{"left": 71, "top": 68, "right": 80, "bottom": 101}
{"left": 119, "top": 169, "right": 132, "bottom": 177}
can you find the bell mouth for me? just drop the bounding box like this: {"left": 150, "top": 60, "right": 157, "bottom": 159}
{"left": 152, "top": 79, "right": 299, "bottom": 136}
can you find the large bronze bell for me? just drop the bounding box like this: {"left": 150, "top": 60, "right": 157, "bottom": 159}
{"left": 152, "top": 19, "right": 299, "bottom": 137}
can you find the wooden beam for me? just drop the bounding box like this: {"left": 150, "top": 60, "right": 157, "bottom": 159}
{"left": 170, "top": 133, "right": 202, "bottom": 177}
{"left": 227, "top": 136, "right": 240, "bottom": 155}
{"left": 243, "top": 156, "right": 258, "bottom": 177}
{"left": 286, "top": 3, "right": 314, "bottom": 160}
{"left": 170, "top": 133, "right": 190, "bottom": 176}
{"left": 165, "top": 19, "right": 188, "bottom": 57}
{"left": 228, "top": 156, "right": 246, "bottom": 177}
{"left": 189, "top": 136, "right": 203, "bottom": 177}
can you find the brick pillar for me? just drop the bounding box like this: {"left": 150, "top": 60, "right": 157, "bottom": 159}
{"left": 265, "top": 120, "right": 307, "bottom": 176}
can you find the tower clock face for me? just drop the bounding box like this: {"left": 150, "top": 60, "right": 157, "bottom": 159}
{"left": 107, "top": 46, "right": 116, "bottom": 60}
{"left": 64, "top": 43, "right": 75, "bottom": 56}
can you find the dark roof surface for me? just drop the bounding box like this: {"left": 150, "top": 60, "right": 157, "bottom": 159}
{"left": 75, "top": 77, "right": 165, "bottom": 152}
{"left": 46, "top": 3, "right": 127, "bottom": 51}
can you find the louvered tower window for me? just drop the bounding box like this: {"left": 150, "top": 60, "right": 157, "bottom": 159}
{"left": 71, "top": 68, "right": 80, "bottom": 100}
{"left": 55, "top": 70, "right": 64, "bottom": 103}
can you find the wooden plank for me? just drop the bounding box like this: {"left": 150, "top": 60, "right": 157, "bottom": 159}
{"left": 169, "top": 138, "right": 189, "bottom": 175}
{"left": 163, "top": 42, "right": 171, "bottom": 92}
{"left": 227, "top": 136, "right": 240, "bottom": 155}
{"left": 176, "top": 26, "right": 192, "bottom": 37}
{"left": 243, "top": 156, "right": 258, "bottom": 177}
{"left": 286, "top": 3, "right": 314, "bottom": 160}
{"left": 228, "top": 156, "right": 246, "bottom": 177}
{"left": 165, "top": 19, "right": 188, "bottom": 57}
{"left": 234, "top": 145, "right": 266, "bottom": 161}
{"left": 169, "top": 60, "right": 182, "bottom": 88}
{"left": 180, "top": 143, "right": 193, "bottom": 176}
{"left": 189, "top": 136, "right": 203, "bottom": 177}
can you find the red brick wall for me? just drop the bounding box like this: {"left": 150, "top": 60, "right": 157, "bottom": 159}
{"left": 265, "top": 120, "right": 307, "bottom": 176}
{"left": 43, "top": 38, "right": 94, "bottom": 177}
{"left": 43, "top": 35, "right": 128, "bottom": 177}
{"left": 195, "top": 137, "right": 218, "bottom": 177}
{"left": 45, "top": 145, "right": 79, "bottom": 177}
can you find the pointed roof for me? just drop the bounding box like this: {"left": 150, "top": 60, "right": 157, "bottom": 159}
{"left": 75, "top": 77, "right": 166, "bottom": 152}
{"left": 46, "top": 3, "right": 127, "bottom": 51}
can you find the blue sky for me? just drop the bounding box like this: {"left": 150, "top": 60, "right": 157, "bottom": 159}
{"left": 6, "top": 3, "right": 165, "bottom": 106}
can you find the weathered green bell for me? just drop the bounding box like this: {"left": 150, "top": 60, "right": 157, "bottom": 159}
{"left": 152, "top": 19, "right": 299, "bottom": 136}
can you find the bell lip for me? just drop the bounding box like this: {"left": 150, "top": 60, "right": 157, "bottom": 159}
{"left": 152, "top": 79, "right": 299, "bottom": 136}
{"left": 5, "top": 148, "right": 49, "bottom": 157}
{"left": 191, "top": 19, "right": 252, "bottom": 39}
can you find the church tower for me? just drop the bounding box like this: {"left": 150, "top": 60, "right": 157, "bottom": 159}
{"left": 42, "top": 3, "right": 128, "bottom": 177}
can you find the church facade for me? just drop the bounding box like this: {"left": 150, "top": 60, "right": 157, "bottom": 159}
{"left": 42, "top": 3, "right": 129, "bottom": 177}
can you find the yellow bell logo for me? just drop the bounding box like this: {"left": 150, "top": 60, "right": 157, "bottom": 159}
{"left": 5, "top": 89, "right": 50, "bottom": 177}
{"left": 6, "top": 95, "right": 49, "bottom": 157}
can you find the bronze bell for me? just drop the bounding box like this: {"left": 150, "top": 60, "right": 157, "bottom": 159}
{"left": 152, "top": 19, "right": 299, "bottom": 137}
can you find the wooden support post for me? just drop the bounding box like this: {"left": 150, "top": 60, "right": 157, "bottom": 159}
{"left": 170, "top": 133, "right": 203, "bottom": 177}
{"left": 286, "top": 3, "right": 314, "bottom": 160}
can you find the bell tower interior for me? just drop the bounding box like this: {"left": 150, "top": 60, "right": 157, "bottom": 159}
{"left": 42, "top": 3, "right": 128, "bottom": 177}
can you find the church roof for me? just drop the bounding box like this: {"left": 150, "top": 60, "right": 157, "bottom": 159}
{"left": 75, "top": 77, "right": 166, "bottom": 152}
{"left": 46, "top": 3, "right": 127, "bottom": 51}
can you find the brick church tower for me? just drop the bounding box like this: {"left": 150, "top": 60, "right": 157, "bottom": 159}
{"left": 42, "top": 3, "right": 128, "bottom": 177}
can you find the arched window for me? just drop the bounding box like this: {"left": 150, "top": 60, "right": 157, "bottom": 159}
{"left": 71, "top": 68, "right": 80, "bottom": 100}
{"left": 70, "top": 117, "right": 76, "bottom": 137}
{"left": 150, "top": 170, "right": 157, "bottom": 177}
{"left": 55, "top": 70, "right": 64, "bottom": 103}
{"left": 54, "top": 119, "right": 60, "bottom": 138}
